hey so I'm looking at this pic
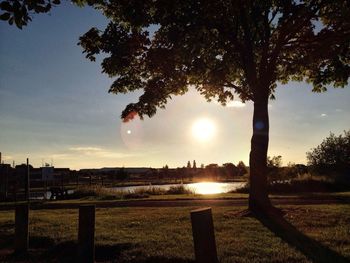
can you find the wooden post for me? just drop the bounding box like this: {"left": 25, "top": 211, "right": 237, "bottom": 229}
{"left": 25, "top": 158, "right": 30, "bottom": 201}
{"left": 190, "top": 207, "right": 218, "bottom": 263}
{"left": 44, "top": 171, "right": 48, "bottom": 200}
{"left": 5, "top": 165, "right": 9, "bottom": 199}
{"left": 13, "top": 180, "right": 17, "bottom": 202}
{"left": 61, "top": 173, "right": 64, "bottom": 192}
{"left": 78, "top": 205, "right": 95, "bottom": 263}
{"left": 15, "top": 204, "right": 29, "bottom": 254}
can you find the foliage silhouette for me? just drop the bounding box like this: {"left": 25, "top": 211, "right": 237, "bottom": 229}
{"left": 77, "top": 0, "right": 350, "bottom": 212}
{"left": 307, "top": 130, "right": 350, "bottom": 178}
{"left": 236, "top": 161, "right": 248, "bottom": 177}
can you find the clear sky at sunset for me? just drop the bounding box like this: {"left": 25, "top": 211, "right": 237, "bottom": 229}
{"left": 0, "top": 3, "right": 349, "bottom": 170}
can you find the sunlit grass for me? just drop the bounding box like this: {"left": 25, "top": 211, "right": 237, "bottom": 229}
{"left": 0, "top": 204, "right": 349, "bottom": 262}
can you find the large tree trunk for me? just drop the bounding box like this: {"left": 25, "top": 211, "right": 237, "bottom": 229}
{"left": 248, "top": 96, "right": 272, "bottom": 212}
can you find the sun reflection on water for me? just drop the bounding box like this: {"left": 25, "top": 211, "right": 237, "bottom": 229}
{"left": 115, "top": 181, "right": 246, "bottom": 195}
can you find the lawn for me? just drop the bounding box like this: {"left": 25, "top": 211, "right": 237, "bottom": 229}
{"left": 0, "top": 204, "right": 349, "bottom": 262}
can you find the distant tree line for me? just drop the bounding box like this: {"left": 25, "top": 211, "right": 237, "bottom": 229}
{"left": 261, "top": 130, "right": 350, "bottom": 183}
{"left": 156, "top": 160, "right": 248, "bottom": 182}
{"left": 266, "top": 155, "right": 308, "bottom": 183}
{"left": 98, "top": 130, "right": 349, "bottom": 185}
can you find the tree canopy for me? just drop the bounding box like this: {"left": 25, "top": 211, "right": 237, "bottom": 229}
{"left": 75, "top": 0, "right": 350, "bottom": 120}
{"left": 78, "top": 0, "right": 350, "bottom": 211}
{"left": 307, "top": 130, "right": 350, "bottom": 176}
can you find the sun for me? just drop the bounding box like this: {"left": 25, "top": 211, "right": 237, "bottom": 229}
{"left": 191, "top": 118, "right": 216, "bottom": 142}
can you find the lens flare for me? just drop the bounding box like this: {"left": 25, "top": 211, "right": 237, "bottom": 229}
{"left": 120, "top": 117, "right": 144, "bottom": 149}
{"left": 191, "top": 118, "right": 216, "bottom": 142}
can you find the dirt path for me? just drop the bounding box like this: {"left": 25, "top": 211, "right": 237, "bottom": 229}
{"left": 0, "top": 196, "right": 349, "bottom": 211}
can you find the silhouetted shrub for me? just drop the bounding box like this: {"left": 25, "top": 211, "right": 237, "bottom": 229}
{"left": 307, "top": 130, "right": 350, "bottom": 178}
{"left": 167, "top": 185, "right": 195, "bottom": 195}
{"left": 235, "top": 178, "right": 350, "bottom": 193}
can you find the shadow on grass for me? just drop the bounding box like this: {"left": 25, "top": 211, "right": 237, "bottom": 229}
{"left": 1, "top": 237, "right": 193, "bottom": 263}
{"left": 132, "top": 257, "right": 193, "bottom": 263}
{"left": 95, "top": 244, "right": 193, "bottom": 263}
{"left": 0, "top": 233, "right": 13, "bottom": 249}
{"left": 30, "top": 236, "right": 56, "bottom": 248}
{"left": 95, "top": 243, "right": 134, "bottom": 262}
{"left": 255, "top": 209, "right": 350, "bottom": 263}
{"left": 43, "top": 240, "right": 77, "bottom": 262}
{"left": 41, "top": 241, "right": 135, "bottom": 262}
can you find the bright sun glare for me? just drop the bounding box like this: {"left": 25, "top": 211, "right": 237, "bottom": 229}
{"left": 191, "top": 118, "right": 216, "bottom": 142}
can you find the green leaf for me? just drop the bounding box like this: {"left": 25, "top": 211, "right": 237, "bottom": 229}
{"left": 14, "top": 16, "right": 22, "bottom": 29}
{"left": 0, "top": 12, "right": 11, "bottom": 21}
{"left": 0, "top": 1, "right": 12, "bottom": 12}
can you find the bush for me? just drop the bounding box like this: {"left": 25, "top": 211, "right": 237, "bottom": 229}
{"left": 66, "top": 184, "right": 196, "bottom": 200}
{"left": 166, "top": 185, "right": 195, "bottom": 195}
{"left": 134, "top": 187, "right": 167, "bottom": 196}
{"left": 307, "top": 130, "right": 350, "bottom": 178}
{"left": 123, "top": 192, "right": 149, "bottom": 199}
{"left": 68, "top": 186, "right": 149, "bottom": 200}
{"left": 235, "top": 178, "right": 350, "bottom": 194}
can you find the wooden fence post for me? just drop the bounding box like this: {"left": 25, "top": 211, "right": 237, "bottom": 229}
{"left": 5, "top": 165, "right": 9, "bottom": 199}
{"left": 15, "top": 204, "right": 29, "bottom": 254}
{"left": 78, "top": 205, "right": 95, "bottom": 263}
{"left": 76, "top": 172, "right": 79, "bottom": 187}
{"left": 190, "top": 207, "right": 218, "bottom": 263}
{"left": 25, "top": 158, "right": 30, "bottom": 201}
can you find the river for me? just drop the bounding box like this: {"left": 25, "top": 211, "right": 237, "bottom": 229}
{"left": 114, "top": 181, "right": 246, "bottom": 195}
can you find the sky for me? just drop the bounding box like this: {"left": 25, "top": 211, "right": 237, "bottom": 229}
{"left": 0, "top": 3, "right": 349, "bottom": 170}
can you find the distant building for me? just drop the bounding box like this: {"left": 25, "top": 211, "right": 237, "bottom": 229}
{"left": 14, "top": 164, "right": 70, "bottom": 182}
{"left": 42, "top": 165, "right": 55, "bottom": 181}
{"left": 80, "top": 167, "right": 153, "bottom": 175}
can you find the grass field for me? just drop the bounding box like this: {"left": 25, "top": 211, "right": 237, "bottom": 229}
{"left": 0, "top": 204, "right": 349, "bottom": 262}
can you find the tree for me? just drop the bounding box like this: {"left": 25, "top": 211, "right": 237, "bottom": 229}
{"left": 186, "top": 161, "right": 191, "bottom": 169}
{"left": 116, "top": 167, "right": 128, "bottom": 181}
{"left": 307, "top": 130, "right": 350, "bottom": 177}
{"left": 5, "top": 1, "right": 350, "bottom": 213}
{"left": 192, "top": 160, "right": 197, "bottom": 170}
{"left": 283, "top": 163, "right": 308, "bottom": 180}
{"left": 0, "top": 0, "right": 104, "bottom": 28}
{"left": 161, "top": 164, "right": 169, "bottom": 178}
{"left": 223, "top": 162, "right": 238, "bottom": 178}
{"left": 77, "top": 1, "right": 349, "bottom": 213}
{"left": 237, "top": 161, "right": 248, "bottom": 177}
{"left": 267, "top": 155, "right": 282, "bottom": 182}
{"left": 267, "top": 155, "right": 282, "bottom": 168}
{"left": 205, "top": 163, "right": 219, "bottom": 180}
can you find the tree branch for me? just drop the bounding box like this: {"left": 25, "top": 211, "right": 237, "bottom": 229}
{"left": 197, "top": 81, "right": 254, "bottom": 101}
{"left": 239, "top": 3, "right": 258, "bottom": 90}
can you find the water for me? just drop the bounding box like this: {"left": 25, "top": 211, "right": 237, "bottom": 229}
{"left": 114, "top": 181, "right": 246, "bottom": 194}
{"left": 32, "top": 181, "right": 246, "bottom": 200}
